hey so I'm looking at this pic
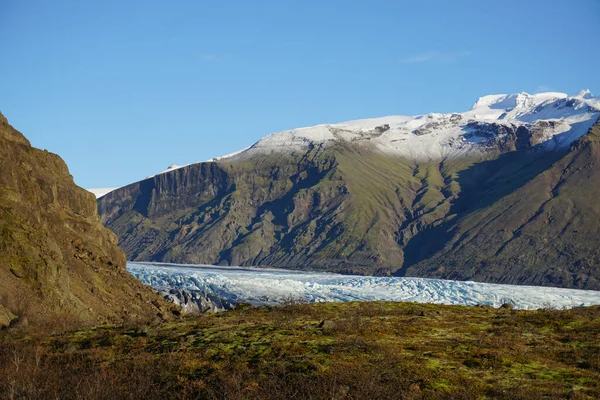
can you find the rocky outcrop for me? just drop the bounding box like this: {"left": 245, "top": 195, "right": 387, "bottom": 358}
{"left": 0, "top": 112, "right": 178, "bottom": 328}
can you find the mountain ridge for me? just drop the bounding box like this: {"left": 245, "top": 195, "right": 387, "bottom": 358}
{"left": 96, "top": 91, "right": 600, "bottom": 289}
{"left": 90, "top": 90, "right": 600, "bottom": 196}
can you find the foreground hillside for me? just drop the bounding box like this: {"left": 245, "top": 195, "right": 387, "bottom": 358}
{"left": 0, "top": 112, "right": 175, "bottom": 328}
{"left": 2, "top": 302, "right": 599, "bottom": 399}
{"left": 97, "top": 91, "right": 600, "bottom": 289}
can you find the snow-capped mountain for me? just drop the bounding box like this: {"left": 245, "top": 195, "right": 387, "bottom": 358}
{"left": 88, "top": 187, "right": 118, "bottom": 198}
{"left": 238, "top": 90, "right": 599, "bottom": 161}
{"left": 96, "top": 89, "right": 600, "bottom": 291}
{"left": 92, "top": 90, "right": 598, "bottom": 188}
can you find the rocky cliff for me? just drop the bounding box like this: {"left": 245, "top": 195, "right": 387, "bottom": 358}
{"left": 0, "top": 112, "right": 176, "bottom": 328}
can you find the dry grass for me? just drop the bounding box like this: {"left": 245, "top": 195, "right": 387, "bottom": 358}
{"left": 1, "top": 301, "right": 599, "bottom": 399}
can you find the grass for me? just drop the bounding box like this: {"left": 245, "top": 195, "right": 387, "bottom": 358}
{"left": 1, "top": 301, "right": 599, "bottom": 399}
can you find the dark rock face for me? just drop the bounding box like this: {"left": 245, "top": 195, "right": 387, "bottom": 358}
{"left": 99, "top": 120, "right": 600, "bottom": 290}
{"left": 99, "top": 147, "right": 363, "bottom": 272}
{"left": 0, "top": 112, "right": 177, "bottom": 327}
{"left": 463, "top": 121, "right": 564, "bottom": 152}
{"left": 100, "top": 163, "right": 232, "bottom": 223}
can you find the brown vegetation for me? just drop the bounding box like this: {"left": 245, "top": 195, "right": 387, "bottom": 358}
{"left": 1, "top": 301, "right": 599, "bottom": 399}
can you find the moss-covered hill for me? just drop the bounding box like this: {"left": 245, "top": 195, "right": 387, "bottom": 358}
{"left": 2, "top": 302, "right": 599, "bottom": 399}
{"left": 98, "top": 121, "right": 600, "bottom": 289}
{"left": 98, "top": 142, "right": 565, "bottom": 274}
{"left": 0, "top": 112, "right": 176, "bottom": 328}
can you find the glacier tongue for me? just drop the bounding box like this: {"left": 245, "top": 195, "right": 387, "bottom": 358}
{"left": 128, "top": 262, "right": 600, "bottom": 311}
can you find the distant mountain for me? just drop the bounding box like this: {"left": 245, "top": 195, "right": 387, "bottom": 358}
{"left": 406, "top": 120, "right": 600, "bottom": 289}
{"left": 97, "top": 91, "right": 600, "bottom": 289}
{"left": 88, "top": 187, "right": 118, "bottom": 198}
{"left": 0, "top": 112, "right": 175, "bottom": 328}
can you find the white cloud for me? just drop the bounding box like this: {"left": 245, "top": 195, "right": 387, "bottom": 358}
{"left": 535, "top": 84, "right": 554, "bottom": 93}
{"left": 400, "top": 51, "right": 472, "bottom": 64}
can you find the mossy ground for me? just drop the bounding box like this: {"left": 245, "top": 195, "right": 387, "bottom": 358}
{"left": 1, "top": 301, "right": 599, "bottom": 399}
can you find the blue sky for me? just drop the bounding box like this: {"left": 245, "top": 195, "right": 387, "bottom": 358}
{"left": 1, "top": 0, "right": 599, "bottom": 188}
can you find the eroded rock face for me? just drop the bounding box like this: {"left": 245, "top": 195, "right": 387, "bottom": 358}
{"left": 0, "top": 112, "right": 178, "bottom": 327}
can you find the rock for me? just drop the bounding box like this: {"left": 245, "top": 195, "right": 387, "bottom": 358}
{"left": 500, "top": 303, "right": 514, "bottom": 310}
{"left": 409, "top": 383, "right": 421, "bottom": 393}
{"left": 12, "top": 316, "right": 29, "bottom": 329}
{"left": 318, "top": 320, "right": 336, "bottom": 330}
{"left": 134, "top": 325, "right": 149, "bottom": 336}
{"left": 0, "top": 305, "right": 16, "bottom": 329}
{"left": 333, "top": 385, "right": 350, "bottom": 400}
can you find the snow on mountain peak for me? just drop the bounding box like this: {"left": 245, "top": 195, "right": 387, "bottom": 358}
{"left": 471, "top": 92, "right": 568, "bottom": 112}
{"left": 574, "top": 89, "right": 594, "bottom": 99}
{"left": 94, "top": 89, "right": 599, "bottom": 194}
{"left": 88, "top": 187, "right": 118, "bottom": 198}
{"left": 230, "top": 90, "right": 599, "bottom": 161}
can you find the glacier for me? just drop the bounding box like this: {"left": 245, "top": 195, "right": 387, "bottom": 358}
{"left": 127, "top": 262, "right": 600, "bottom": 311}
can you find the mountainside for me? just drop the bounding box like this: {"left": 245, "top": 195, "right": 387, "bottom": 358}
{"left": 406, "top": 120, "right": 600, "bottom": 289}
{"left": 97, "top": 91, "right": 600, "bottom": 289}
{"left": 0, "top": 112, "right": 175, "bottom": 328}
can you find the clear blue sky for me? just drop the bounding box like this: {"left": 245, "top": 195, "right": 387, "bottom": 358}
{"left": 1, "top": 0, "right": 599, "bottom": 188}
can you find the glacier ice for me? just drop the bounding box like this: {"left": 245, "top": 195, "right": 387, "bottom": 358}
{"left": 127, "top": 262, "right": 600, "bottom": 311}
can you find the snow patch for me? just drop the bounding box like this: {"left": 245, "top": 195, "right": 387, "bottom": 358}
{"left": 87, "top": 188, "right": 118, "bottom": 198}
{"left": 225, "top": 90, "right": 600, "bottom": 162}
{"left": 96, "top": 90, "right": 600, "bottom": 186}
